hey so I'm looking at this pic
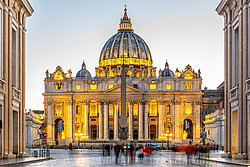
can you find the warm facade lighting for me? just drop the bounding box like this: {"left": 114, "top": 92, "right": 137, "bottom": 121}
{"left": 150, "top": 84, "right": 156, "bottom": 89}
{"left": 76, "top": 85, "right": 80, "bottom": 90}
{"left": 166, "top": 84, "right": 171, "bottom": 90}
{"left": 90, "top": 85, "right": 97, "bottom": 90}
{"left": 56, "top": 82, "right": 62, "bottom": 90}
{"left": 185, "top": 81, "right": 192, "bottom": 89}
{"left": 109, "top": 84, "right": 113, "bottom": 89}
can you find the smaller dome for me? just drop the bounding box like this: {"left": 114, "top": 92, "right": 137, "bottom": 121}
{"left": 76, "top": 60, "right": 92, "bottom": 78}
{"left": 161, "top": 60, "right": 174, "bottom": 77}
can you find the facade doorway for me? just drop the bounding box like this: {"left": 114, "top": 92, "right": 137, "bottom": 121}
{"left": 133, "top": 130, "right": 138, "bottom": 140}
{"left": 55, "top": 119, "right": 64, "bottom": 145}
{"left": 91, "top": 125, "right": 97, "bottom": 139}
{"left": 183, "top": 119, "right": 193, "bottom": 139}
{"left": 13, "top": 110, "right": 18, "bottom": 154}
{"left": 150, "top": 125, "right": 156, "bottom": 140}
{"left": 232, "top": 110, "right": 238, "bottom": 156}
{"left": 0, "top": 105, "right": 2, "bottom": 155}
{"left": 109, "top": 130, "right": 114, "bottom": 140}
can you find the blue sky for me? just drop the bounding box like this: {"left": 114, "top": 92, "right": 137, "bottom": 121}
{"left": 26, "top": 0, "right": 223, "bottom": 110}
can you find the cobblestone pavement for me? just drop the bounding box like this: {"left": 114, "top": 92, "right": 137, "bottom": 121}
{"left": 12, "top": 149, "right": 238, "bottom": 167}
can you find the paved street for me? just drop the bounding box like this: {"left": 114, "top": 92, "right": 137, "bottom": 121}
{"left": 8, "top": 149, "right": 239, "bottom": 167}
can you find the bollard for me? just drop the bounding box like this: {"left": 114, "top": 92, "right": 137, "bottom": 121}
{"left": 34, "top": 150, "right": 38, "bottom": 157}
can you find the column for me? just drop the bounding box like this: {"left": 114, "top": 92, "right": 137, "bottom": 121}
{"left": 46, "top": 101, "right": 53, "bottom": 145}
{"left": 18, "top": 24, "right": 23, "bottom": 156}
{"left": 174, "top": 100, "right": 181, "bottom": 141}
{"left": 227, "top": 11, "right": 232, "bottom": 154}
{"left": 242, "top": 4, "right": 248, "bottom": 155}
{"left": 195, "top": 101, "right": 201, "bottom": 143}
{"left": 3, "top": 4, "right": 9, "bottom": 156}
{"left": 224, "top": 13, "right": 229, "bottom": 154}
{"left": 158, "top": 101, "right": 163, "bottom": 137}
{"left": 84, "top": 101, "right": 89, "bottom": 137}
{"left": 138, "top": 101, "right": 143, "bottom": 140}
{"left": 128, "top": 102, "right": 133, "bottom": 140}
{"left": 144, "top": 102, "right": 149, "bottom": 139}
{"left": 238, "top": 8, "right": 243, "bottom": 154}
{"left": 67, "top": 101, "right": 73, "bottom": 144}
{"left": 21, "top": 28, "right": 26, "bottom": 154}
{"left": 98, "top": 101, "right": 103, "bottom": 139}
{"left": 114, "top": 102, "right": 119, "bottom": 140}
{"left": 8, "top": 6, "right": 13, "bottom": 154}
{"left": 103, "top": 102, "right": 108, "bottom": 140}
{"left": 18, "top": 12, "right": 25, "bottom": 157}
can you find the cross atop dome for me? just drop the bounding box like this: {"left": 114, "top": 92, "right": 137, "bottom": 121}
{"left": 119, "top": 6, "right": 133, "bottom": 31}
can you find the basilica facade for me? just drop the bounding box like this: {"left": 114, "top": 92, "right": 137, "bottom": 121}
{"left": 43, "top": 8, "right": 203, "bottom": 145}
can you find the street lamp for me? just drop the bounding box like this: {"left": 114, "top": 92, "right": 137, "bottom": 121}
{"left": 159, "top": 134, "right": 167, "bottom": 150}
{"left": 75, "top": 130, "right": 84, "bottom": 148}
{"left": 183, "top": 130, "right": 187, "bottom": 140}
{"left": 81, "top": 134, "right": 89, "bottom": 149}
{"left": 164, "top": 131, "right": 172, "bottom": 150}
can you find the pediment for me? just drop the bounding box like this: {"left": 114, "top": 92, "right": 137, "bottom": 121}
{"left": 104, "top": 84, "right": 144, "bottom": 94}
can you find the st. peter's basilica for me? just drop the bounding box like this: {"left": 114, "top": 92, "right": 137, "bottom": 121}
{"left": 43, "top": 8, "right": 203, "bottom": 146}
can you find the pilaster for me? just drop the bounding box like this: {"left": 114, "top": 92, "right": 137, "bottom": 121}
{"left": 103, "top": 101, "right": 108, "bottom": 140}
{"left": 114, "top": 101, "right": 119, "bottom": 140}
{"left": 128, "top": 101, "right": 133, "bottom": 140}
{"left": 174, "top": 100, "right": 181, "bottom": 142}
{"left": 84, "top": 101, "right": 89, "bottom": 137}
{"left": 144, "top": 101, "right": 149, "bottom": 139}
{"left": 8, "top": 8, "right": 13, "bottom": 154}
{"left": 138, "top": 101, "right": 143, "bottom": 140}
{"left": 3, "top": 5, "right": 9, "bottom": 155}
{"left": 66, "top": 101, "right": 73, "bottom": 144}
{"left": 242, "top": 4, "right": 248, "bottom": 154}
{"left": 98, "top": 101, "right": 103, "bottom": 139}
{"left": 158, "top": 101, "right": 164, "bottom": 137}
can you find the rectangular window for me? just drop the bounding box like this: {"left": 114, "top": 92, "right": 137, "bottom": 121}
{"left": 12, "top": 29, "right": 18, "bottom": 88}
{"left": 108, "top": 84, "right": 113, "bottom": 89}
{"left": 150, "top": 84, "right": 156, "bottom": 89}
{"left": 232, "top": 28, "right": 239, "bottom": 88}
{"left": 56, "top": 82, "right": 62, "bottom": 90}
{"left": 185, "top": 81, "right": 192, "bottom": 89}
{"left": 76, "top": 85, "right": 80, "bottom": 90}
{"left": 90, "top": 84, "right": 97, "bottom": 90}
{"left": 166, "top": 84, "right": 171, "bottom": 90}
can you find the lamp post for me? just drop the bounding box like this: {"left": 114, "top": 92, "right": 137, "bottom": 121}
{"left": 159, "top": 134, "right": 166, "bottom": 151}
{"left": 75, "top": 131, "right": 84, "bottom": 148}
{"left": 81, "top": 134, "right": 89, "bottom": 149}
{"left": 165, "top": 131, "right": 172, "bottom": 150}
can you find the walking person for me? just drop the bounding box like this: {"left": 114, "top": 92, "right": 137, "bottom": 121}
{"left": 129, "top": 142, "right": 135, "bottom": 163}
{"left": 114, "top": 143, "right": 121, "bottom": 164}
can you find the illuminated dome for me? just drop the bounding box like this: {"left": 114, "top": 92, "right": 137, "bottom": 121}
{"left": 76, "top": 60, "right": 92, "bottom": 78}
{"left": 98, "top": 7, "right": 152, "bottom": 68}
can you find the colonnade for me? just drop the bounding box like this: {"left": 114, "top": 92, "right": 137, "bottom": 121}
{"left": 45, "top": 98, "right": 202, "bottom": 145}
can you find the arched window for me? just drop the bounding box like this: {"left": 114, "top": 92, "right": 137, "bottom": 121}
{"left": 149, "top": 102, "right": 157, "bottom": 116}
{"left": 90, "top": 104, "right": 97, "bottom": 116}
{"left": 133, "top": 103, "right": 138, "bottom": 116}
{"left": 185, "top": 102, "right": 192, "bottom": 115}
{"left": 109, "top": 104, "right": 114, "bottom": 116}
